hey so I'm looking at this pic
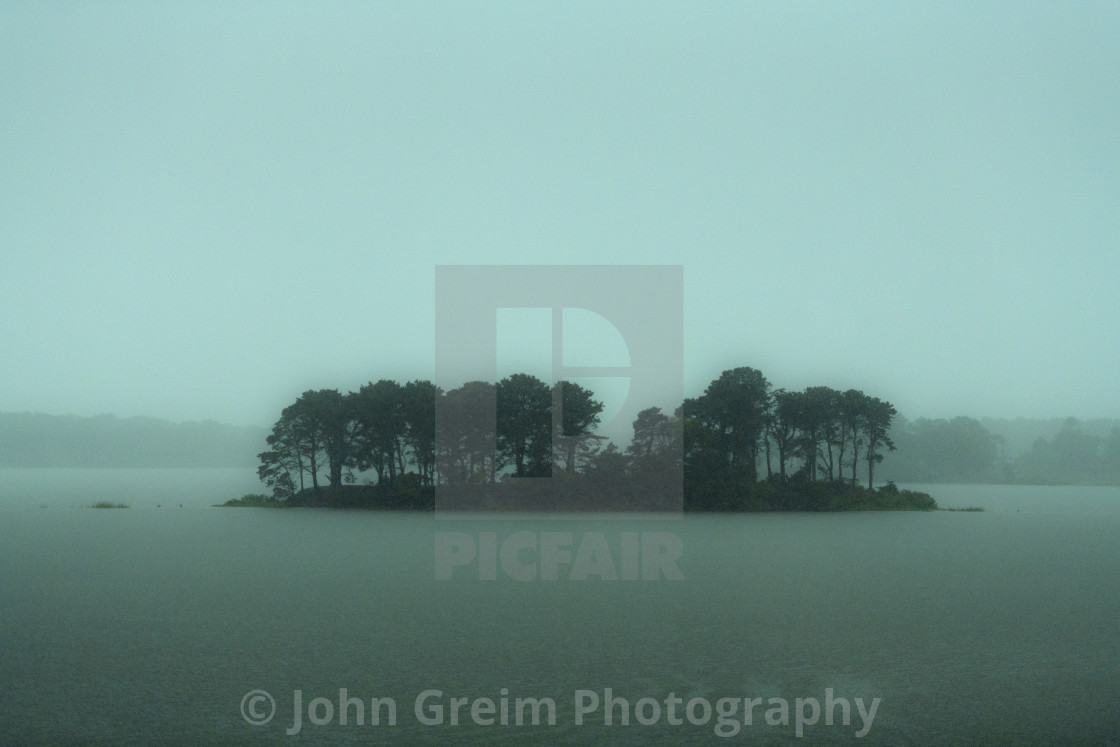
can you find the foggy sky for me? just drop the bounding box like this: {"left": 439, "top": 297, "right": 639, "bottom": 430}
{"left": 2, "top": 2, "right": 1118, "bottom": 428}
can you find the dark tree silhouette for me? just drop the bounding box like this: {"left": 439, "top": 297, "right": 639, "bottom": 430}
{"left": 256, "top": 364, "right": 927, "bottom": 510}
{"left": 354, "top": 379, "right": 406, "bottom": 485}
{"left": 862, "top": 396, "right": 897, "bottom": 489}
{"left": 684, "top": 366, "right": 771, "bottom": 483}
{"left": 496, "top": 373, "right": 552, "bottom": 477}
{"left": 552, "top": 380, "right": 605, "bottom": 473}
{"left": 402, "top": 379, "right": 438, "bottom": 486}
{"left": 437, "top": 380, "right": 497, "bottom": 485}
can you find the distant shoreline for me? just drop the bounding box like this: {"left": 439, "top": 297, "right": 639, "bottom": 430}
{"left": 0, "top": 411, "right": 265, "bottom": 469}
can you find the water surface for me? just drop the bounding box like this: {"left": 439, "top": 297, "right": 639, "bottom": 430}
{"left": 1, "top": 473, "right": 1117, "bottom": 744}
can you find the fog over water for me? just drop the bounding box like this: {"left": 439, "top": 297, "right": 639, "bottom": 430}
{"left": 3, "top": 7, "right": 1120, "bottom": 743}
{"left": 2, "top": 476, "right": 1119, "bottom": 744}
{"left": 3, "top": 3, "right": 1119, "bottom": 427}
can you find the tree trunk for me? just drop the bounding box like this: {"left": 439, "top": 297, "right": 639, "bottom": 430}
{"left": 396, "top": 440, "right": 406, "bottom": 479}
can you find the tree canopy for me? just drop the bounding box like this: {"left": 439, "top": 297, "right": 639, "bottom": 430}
{"left": 256, "top": 366, "right": 921, "bottom": 509}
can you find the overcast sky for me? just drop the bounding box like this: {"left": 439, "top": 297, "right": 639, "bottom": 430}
{"left": 3, "top": 2, "right": 1118, "bottom": 429}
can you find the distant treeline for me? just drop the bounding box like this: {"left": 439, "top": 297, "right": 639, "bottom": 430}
{"left": 256, "top": 367, "right": 928, "bottom": 511}
{"left": 879, "top": 416, "right": 1120, "bottom": 485}
{"left": 0, "top": 412, "right": 267, "bottom": 468}
{"left": 6, "top": 404, "right": 1113, "bottom": 489}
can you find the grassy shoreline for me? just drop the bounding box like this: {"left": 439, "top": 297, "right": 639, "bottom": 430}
{"left": 220, "top": 480, "right": 950, "bottom": 512}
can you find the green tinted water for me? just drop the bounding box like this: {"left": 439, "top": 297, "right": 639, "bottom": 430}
{"left": 1, "top": 473, "right": 1118, "bottom": 744}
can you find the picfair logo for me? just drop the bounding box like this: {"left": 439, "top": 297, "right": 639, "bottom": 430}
{"left": 434, "top": 265, "right": 683, "bottom": 514}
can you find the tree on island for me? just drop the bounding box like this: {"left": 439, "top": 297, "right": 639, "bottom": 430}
{"left": 683, "top": 366, "right": 771, "bottom": 485}
{"left": 496, "top": 373, "right": 552, "bottom": 478}
{"left": 765, "top": 389, "right": 800, "bottom": 480}
{"left": 257, "top": 413, "right": 306, "bottom": 497}
{"left": 859, "top": 395, "right": 897, "bottom": 489}
{"left": 256, "top": 365, "right": 921, "bottom": 509}
{"left": 437, "top": 380, "right": 497, "bottom": 485}
{"left": 401, "top": 379, "right": 438, "bottom": 486}
{"left": 353, "top": 379, "right": 407, "bottom": 486}
{"left": 553, "top": 380, "right": 606, "bottom": 473}
{"left": 680, "top": 374, "right": 900, "bottom": 502}
{"left": 257, "top": 390, "right": 338, "bottom": 495}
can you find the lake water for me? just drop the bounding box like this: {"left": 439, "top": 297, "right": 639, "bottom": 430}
{"left": 2, "top": 470, "right": 1119, "bottom": 745}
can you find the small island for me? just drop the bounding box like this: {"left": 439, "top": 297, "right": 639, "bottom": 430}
{"left": 224, "top": 479, "right": 938, "bottom": 512}
{"left": 229, "top": 365, "right": 944, "bottom": 513}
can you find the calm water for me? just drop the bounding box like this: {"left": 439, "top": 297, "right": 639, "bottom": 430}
{"left": 2, "top": 470, "right": 1119, "bottom": 745}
